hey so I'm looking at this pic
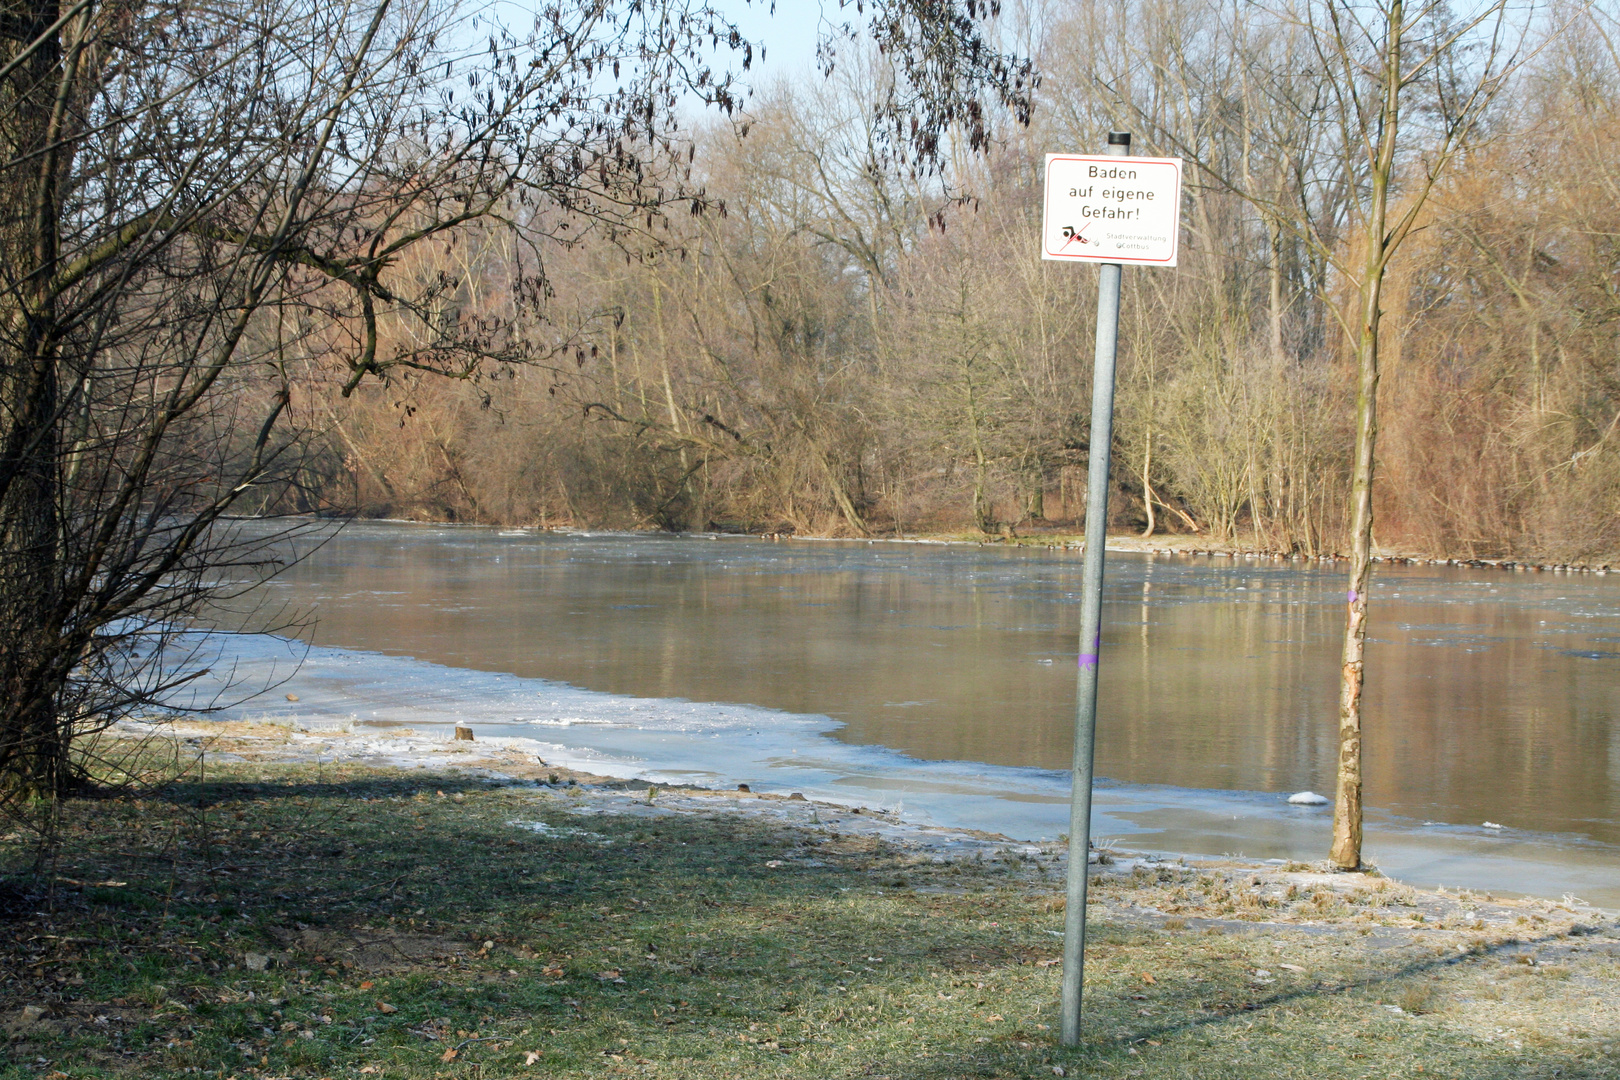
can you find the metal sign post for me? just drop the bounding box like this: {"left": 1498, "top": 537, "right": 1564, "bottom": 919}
{"left": 1040, "top": 132, "right": 1182, "bottom": 1047}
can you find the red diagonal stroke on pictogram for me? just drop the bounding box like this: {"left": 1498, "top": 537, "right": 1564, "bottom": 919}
{"left": 1057, "top": 223, "right": 1090, "bottom": 252}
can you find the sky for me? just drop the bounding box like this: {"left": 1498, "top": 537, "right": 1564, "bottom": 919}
{"left": 717, "top": 1, "right": 833, "bottom": 83}
{"left": 469, "top": 1, "right": 839, "bottom": 109}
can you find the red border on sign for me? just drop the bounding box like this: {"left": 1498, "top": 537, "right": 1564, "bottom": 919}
{"left": 1043, "top": 155, "right": 1181, "bottom": 265}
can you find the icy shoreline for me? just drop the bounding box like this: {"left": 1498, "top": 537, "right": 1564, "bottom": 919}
{"left": 156, "top": 631, "right": 1620, "bottom": 908}
{"left": 119, "top": 714, "right": 1617, "bottom": 938}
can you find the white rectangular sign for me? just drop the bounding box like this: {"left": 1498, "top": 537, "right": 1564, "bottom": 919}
{"left": 1041, "top": 153, "right": 1183, "bottom": 267}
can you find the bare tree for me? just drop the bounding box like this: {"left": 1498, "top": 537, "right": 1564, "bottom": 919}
{"left": 0, "top": 0, "right": 745, "bottom": 801}
{"left": 1087, "top": 0, "right": 1519, "bottom": 867}
{"left": 0, "top": 0, "right": 1036, "bottom": 803}
{"left": 1305, "top": 0, "right": 1519, "bottom": 869}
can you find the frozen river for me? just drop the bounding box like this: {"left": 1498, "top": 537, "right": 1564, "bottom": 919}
{"left": 201, "top": 523, "right": 1620, "bottom": 905}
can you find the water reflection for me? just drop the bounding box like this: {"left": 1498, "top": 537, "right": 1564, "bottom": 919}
{"left": 264, "top": 525, "right": 1619, "bottom": 846}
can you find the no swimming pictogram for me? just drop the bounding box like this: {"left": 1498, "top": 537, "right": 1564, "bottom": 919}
{"left": 1056, "top": 222, "right": 1093, "bottom": 253}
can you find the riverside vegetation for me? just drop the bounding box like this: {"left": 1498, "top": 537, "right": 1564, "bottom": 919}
{"left": 1, "top": 723, "right": 1615, "bottom": 1079}
{"left": 284, "top": 3, "right": 1620, "bottom": 568}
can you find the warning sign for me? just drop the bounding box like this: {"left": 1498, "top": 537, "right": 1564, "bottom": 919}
{"left": 1041, "top": 154, "right": 1182, "bottom": 266}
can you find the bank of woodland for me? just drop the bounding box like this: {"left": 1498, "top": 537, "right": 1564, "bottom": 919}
{"left": 278, "top": 3, "right": 1620, "bottom": 566}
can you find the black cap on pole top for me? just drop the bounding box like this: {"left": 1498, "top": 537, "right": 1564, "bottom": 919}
{"left": 1107, "top": 131, "right": 1132, "bottom": 146}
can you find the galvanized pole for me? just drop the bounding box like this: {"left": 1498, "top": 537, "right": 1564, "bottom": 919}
{"left": 1060, "top": 130, "right": 1131, "bottom": 1048}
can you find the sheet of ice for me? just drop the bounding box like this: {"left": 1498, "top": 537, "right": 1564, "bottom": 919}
{"left": 190, "top": 632, "right": 1620, "bottom": 907}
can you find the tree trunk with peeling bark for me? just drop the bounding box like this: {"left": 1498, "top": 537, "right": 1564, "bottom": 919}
{"left": 1332, "top": 0, "right": 1400, "bottom": 871}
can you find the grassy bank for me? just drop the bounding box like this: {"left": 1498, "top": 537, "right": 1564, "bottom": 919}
{"left": 2, "top": 726, "right": 1616, "bottom": 1079}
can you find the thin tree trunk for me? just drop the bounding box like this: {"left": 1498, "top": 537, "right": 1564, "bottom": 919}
{"left": 1333, "top": 0, "right": 1403, "bottom": 871}
{"left": 1333, "top": 299, "right": 1379, "bottom": 869}
{"left": 1026, "top": 454, "right": 1045, "bottom": 522}
{"left": 1140, "top": 430, "right": 1156, "bottom": 537}
{"left": 812, "top": 441, "right": 868, "bottom": 535}
{"left": 653, "top": 280, "right": 701, "bottom": 530}
{"left": 1268, "top": 214, "right": 1287, "bottom": 368}
{"left": 971, "top": 444, "right": 991, "bottom": 534}
{"left": 966, "top": 373, "right": 992, "bottom": 534}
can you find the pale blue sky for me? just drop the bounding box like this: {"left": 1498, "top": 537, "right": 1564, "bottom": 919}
{"left": 465, "top": 1, "right": 844, "bottom": 114}
{"left": 718, "top": 1, "right": 832, "bottom": 81}
{"left": 472, "top": 2, "right": 830, "bottom": 79}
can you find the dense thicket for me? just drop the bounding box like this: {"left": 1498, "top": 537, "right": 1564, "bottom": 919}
{"left": 297, "top": 0, "right": 1620, "bottom": 563}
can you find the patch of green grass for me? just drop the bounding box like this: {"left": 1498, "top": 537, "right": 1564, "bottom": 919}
{"left": 1, "top": 751, "right": 1615, "bottom": 1079}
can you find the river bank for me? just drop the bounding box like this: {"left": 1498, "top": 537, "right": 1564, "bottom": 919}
{"left": 4, "top": 721, "right": 1614, "bottom": 1079}
{"left": 758, "top": 526, "right": 1620, "bottom": 574}
{"left": 321, "top": 514, "right": 1620, "bottom": 573}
